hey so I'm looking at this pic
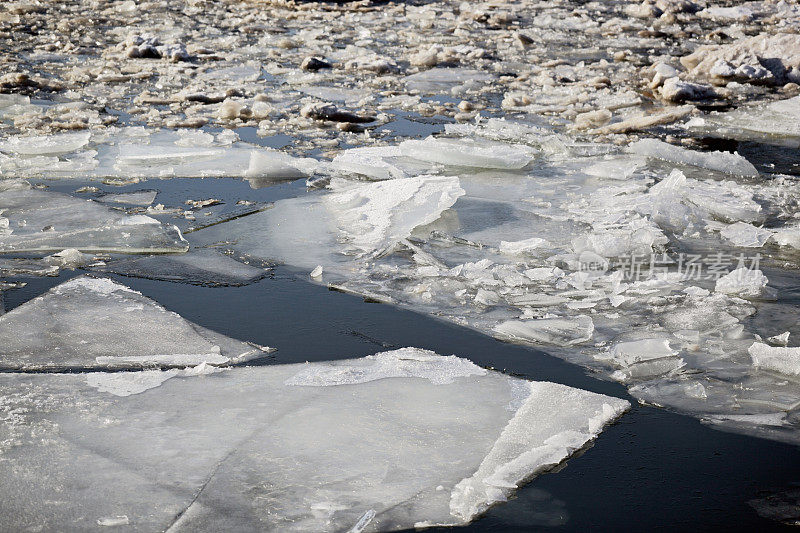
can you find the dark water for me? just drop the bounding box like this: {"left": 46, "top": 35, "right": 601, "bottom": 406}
{"left": 4, "top": 265, "right": 800, "bottom": 532}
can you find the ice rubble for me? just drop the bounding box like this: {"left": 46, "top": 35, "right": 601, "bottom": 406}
{"left": 0, "top": 348, "right": 628, "bottom": 532}
{"left": 189, "top": 117, "right": 800, "bottom": 442}
{"left": 0, "top": 181, "right": 187, "bottom": 254}
{"left": 749, "top": 343, "right": 800, "bottom": 376}
{"left": 0, "top": 276, "right": 268, "bottom": 371}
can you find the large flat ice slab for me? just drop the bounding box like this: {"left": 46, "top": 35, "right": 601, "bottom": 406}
{"left": 0, "top": 348, "right": 628, "bottom": 532}
{"left": 0, "top": 181, "right": 187, "bottom": 254}
{"left": 0, "top": 275, "right": 267, "bottom": 371}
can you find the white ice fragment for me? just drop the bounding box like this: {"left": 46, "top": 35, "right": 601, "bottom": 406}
{"left": 45, "top": 248, "right": 91, "bottom": 268}
{"left": 629, "top": 138, "right": 758, "bottom": 177}
{"left": 399, "top": 137, "right": 534, "bottom": 170}
{"left": 0, "top": 275, "right": 265, "bottom": 371}
{"left": 244, "top": 150, "right": 311, "bottom": 183}
{"left": 602, "top": 338, "right": 678, "bottom": 366}
{"left": 494, "top": 316, "right": 594, "bottom": 346}
{"left": 0, "top": 131, "right": 91, "bottom": 155}
{"left": 450, "top": 382, "right": 629, "bottom": 520}
{"left": 285, "top": 348, "right": 487, "bottom": 386}
{"left": 87, "top": 370, "right": 179, "bottom": 397}
{"left": 499, "top": 237, "right": 549, "bottom": 255}
{"left": 749, "top": 342, "right": 800, "bottom": 376}
{"left": 767, "top": 332, "right": 791, "bottom": 347}
{"left": 326, "top": 175, "right": 464, "bottom": 255}
{"left": 310, "top": 265, "right": 324, "bottom": 278}
{"left": 720, "top": 222, "right": 773, "bottom": 247}
{"left": 0, "top": 351, "right": 628, "bottom": 531}
{"left": 714, "top": 268, "right": 770, "bottom": 298}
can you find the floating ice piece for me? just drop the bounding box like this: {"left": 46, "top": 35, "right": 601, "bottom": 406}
{"left": 0, "top": 349, "right": 628, "bottom": 531}
{"left": 749, "top": 343, "right": 800, "bottom": 376}
{"left": 92, "top": 249, "right": 266, "bottom": 286}
{"left": 584, "top": 156, "right": 646, "bottom": 180}
{"left": 0, "top": 276, "right": 267, "bottom": 371}
{"left": 499, "top": 237, "right": 549, "bottom": 255}
{"left": 658, "top": 78, "right": 716, "bottom": 103}
{"left": 326, "top": 175, "right": 465, "bottom": 255}
{"left": 494, "top": 316, "right": 594, "bottom": 346}
{"left": 686, "top": 96, "right": 800, "bottom": 145}
{"left": 720, "top": 222, "right": 773, "bottom": 247}
{"left": 629, "top": 138, "right": 758, "bottom": 177}
{"left": 97, "top": 189, "right": 158, "bottom": 206}
{"left": 0, "top": 131, "right": 91, "bottom": 155}
{"left": 331, "top": 146, "right": 431, "bottom": 181}
{"left": 0, "top": 184, "right": 186, "bottom": 254}
{"left": 603, "top": 338, "right": 678, "bottom": 367}
{"left": 400, "top": 137, "right": 534, "bottom": 170}
{"left": 245, "top": 150, "right": 315, "bottom": 186}
{"left": 715, "top": 268, "right": 771, "bottom": 298}
{"left": 404, "top": 68, "right": 494, "bottom": 93}
{"left": 45, "top": 248, "right": 91, "bottom": 268}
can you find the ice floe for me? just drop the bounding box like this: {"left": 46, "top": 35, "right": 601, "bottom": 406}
{"left": 0, "top": 276, "right": 268, "bottom": 371}
{"left": 0, "top": 181, "right": 187, "bottom": 254}
{"left": 0, "top": 348, "right": 628, "bottom": 531}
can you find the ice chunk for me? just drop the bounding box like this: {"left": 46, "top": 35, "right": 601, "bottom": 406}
{"left": 603, "top": 338, "right": 678, "bottom": 366}
{"left": 499, "top": 237, "right": 549, "bottom": 256}
{"left": 720, "top": 222, "right": 773, "bottom": 247}
{"left": 0, "top": 131, "right": 91, "bottom": 155}
{"left": 749, "top": 342, "right": 800, "bottom": 376}
{"left": 331, "top": 146, "right": 430, "bottom": 181}
{"left": 399, "top": 137, "right": 534, "bottom": 170}
{"left": 404, "top": 68, "right": 493, "bottom": 93}
{"left": 97, "top": 189, "right": 158, "bottom": 206}
{"left": 0, "top": 185, "right": 187, "bottom": 254}
{"left": 494, "top": 316, "right": 594, "bottom": 346}
{"left": 715, "top": 268, "right": 771, "bottom": 298}
{"left": 629, "top": 138, "right": 758, "bottom": 177}
{"left": 285, "top": 347, "right": 486, "bottom": 386}
{"left": 0, "top": 275, "right": 267, "bottom": 371}
{"left": 244, "top": 150, "right": 315, "bottom": 186}
{"left": 326, "top": 175, "right": 465, "bottom": 255}
{"left": 686, "top": 96, "right": 800, "bottom": 145}
{"left": 450, "top": 382, "right": 629, "bottom": 521}
{"left": 0, "top": 349, "right": 627, "bottom": 531}
{"left": 92, "top": 249, "right": 267, "bottom": 286}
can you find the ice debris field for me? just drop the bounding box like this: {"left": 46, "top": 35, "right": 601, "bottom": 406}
{"left": 3, "top": 0, "right": 800, "bottom": 530}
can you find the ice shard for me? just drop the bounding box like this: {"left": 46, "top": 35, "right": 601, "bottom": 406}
{"left": 0, "top": 276, "right": 268, "bottom": 371}
{"left": 0, "top": 182, "right": 187, "bottom": 254}
{"left": 0, "top": 348, "right": 628, "bottom": 532}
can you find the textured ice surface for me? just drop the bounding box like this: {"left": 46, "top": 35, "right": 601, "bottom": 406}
{"left": 0, "top": 276, "right": 267, "bottom": 371}
{"left": 0, "top": 348, "right": 628, "bottom": 532}
{"left": 0, "top": 128, "right": 317, "bottom": 180}
{"left": 399, "top": 137, "right": 534, "bottom": 169}
{"left": 0, "top": 182, "right": 186, "bottom": 254}
{"left": 685, "top": 96, "right": 800, "bottom": 145}
{"left": 629, "top": 138, "right": 758, "bottom": 177}
{"left": 192, "top": 118, "right": 800, "bottom": 442}
{"left": 92, "top": 249, "right": 267, "bottom": 286}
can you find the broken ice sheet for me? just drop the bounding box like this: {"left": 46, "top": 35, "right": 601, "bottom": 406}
{"left": 91, "top": 248, "right": 267, "bottom": 287}
{"left": 190, "top": 120, "right": 800, "bottom": 443}
{"left": 0, "top": 181, "right": 187, "bottom": 254}
{"left": 0, "top": 348, "right": 628, "bottom": 532}
{"left": 0, "top": 275, "right": 268, "bottom": 371}
{"left": 685, "top": 96, "right": 800, "bottom": 147}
